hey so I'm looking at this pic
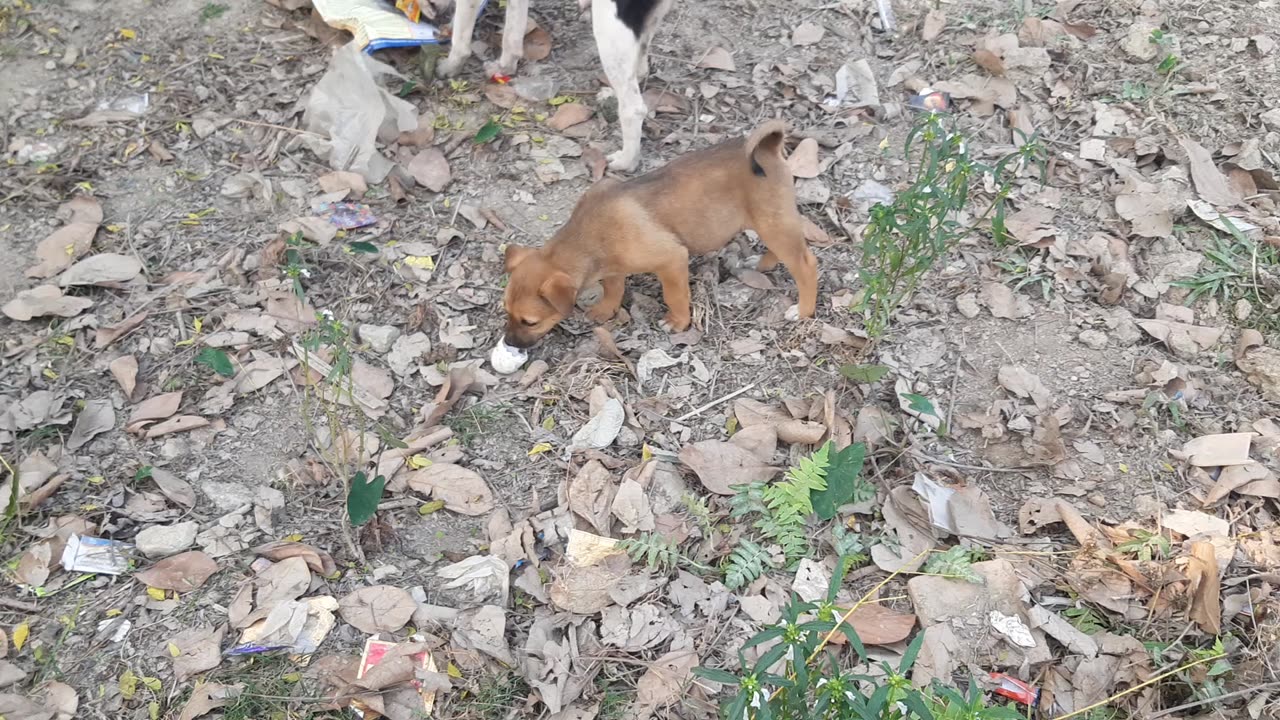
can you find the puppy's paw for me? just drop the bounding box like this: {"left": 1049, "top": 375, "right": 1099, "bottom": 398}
{"left": 585, "top": 304, "right": 617, "bottom": 324}
{"left": 659, "top": 313, "right": 691, "bottom": 333}
{"left": 437, "top": 55, "right": 467, "bottom": 78}
{"left": 784, "top": 304, "right": 801, "bottom": 322}
{"left": 607, "top": 149, "right": 640, "bottom": 172}
{"left": 484, "top": 58, "right": 518, "bottom": 78}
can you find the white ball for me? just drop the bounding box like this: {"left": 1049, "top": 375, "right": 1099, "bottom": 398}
{"left": 490, "top": 341, "right": 529, "bottom": 375}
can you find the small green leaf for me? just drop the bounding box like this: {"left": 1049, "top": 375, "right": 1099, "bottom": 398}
{"left": 194, "top": 347, "right": 235, "bottom": 377}
{"left": 811, "top": 442, "right": 868, "bottom": 521}
{"left": 347, "top": 471, "right": 387, "bottom": 527}
{"left": 838, "top": 364, "right": 891, "bottom": 384}
{"left": 900, "top": 392, "right": 939, "bottom": 417}
{"left": 473, "top": 118, "right": 502, "bottom": 144}
{"left": 347, "top": 241, "right": 379, "bottom": 254}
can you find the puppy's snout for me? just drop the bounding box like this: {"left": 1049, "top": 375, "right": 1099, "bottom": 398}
{"left": 503, "top": 331, "right": 537, "bottom": 349}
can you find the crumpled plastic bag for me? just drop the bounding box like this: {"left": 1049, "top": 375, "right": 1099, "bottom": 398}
{"left": 302, "top": 43, "right": 419, "bottom": 183}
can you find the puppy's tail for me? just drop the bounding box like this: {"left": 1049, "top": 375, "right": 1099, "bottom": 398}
{"left": 744, "top": 120, "right": 787, "bottom": 177}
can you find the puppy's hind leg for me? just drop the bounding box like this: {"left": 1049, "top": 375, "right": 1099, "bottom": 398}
{"left": 756, "top": 215, "right": 818, "bottom": 321}
{"left": 656, "top": 248, "right": 693, "bottom": 332}
{"left": 592, "top": 1, "right": 646, "bottom": 171}
{"left": 486, "top": 0, "right": 529, "bottom": 77}
{"left": 439, "top": 0, "right": 481, "bottom": 77}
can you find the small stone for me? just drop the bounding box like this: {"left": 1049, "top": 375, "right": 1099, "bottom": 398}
{"left": 1234, "top": 299, "right": 1253, "bottom": 321}
{"left": 134, "top": 521, "right": 198, "bottom": 559}
{"left": 1122, "top": 21, "right": 1161, "bottom": 61}
{"left": 1078, "top": 329, "right": 1108, "bottom": 350}
{"left": 1087, "top": 494, "right": 1107, "bottom": 508}
{"left": 955, "top": 293, "right": 981, "bottom": 318}
{"left": 202, "top": 481, "right": 253, "bottom": 512}
{"left": 1260, "top": 108, "right": 1280, "bottom": 129}
{"left": 387, "top": 332, "right": 431, "bottom": 376}
{"left": 358, "top": 324, "right": 401, "bottom": 354}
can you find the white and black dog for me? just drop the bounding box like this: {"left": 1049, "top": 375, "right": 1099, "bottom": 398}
{"left": 438, "top": 0, "right": 674, "bottom": 172}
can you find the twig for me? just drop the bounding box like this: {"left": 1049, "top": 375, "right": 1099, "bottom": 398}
{"left": 0, "top": 597, "right": 39, "bottom": 613}
{"left": 674, "top": 382, "right": 758, "bottom": 422}
{"left": 908, "top": 449, "right": 1036, "bottom": 473}
{"left": 1148, "top": 682, "right": 1280, "bottom": 718}
{"left": 230, "top": 118, "right": 324, "bottom": 137}
{"left": 1051, "top": 652, "right": 1227, "bottom": 720}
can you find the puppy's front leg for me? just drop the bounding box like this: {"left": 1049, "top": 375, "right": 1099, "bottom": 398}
{"left": 439, "top": 0, "right": 481, "bottom": 77}
{"left": 586, "top": 276, "right": 625, "bottom": 323}
{"left": 656, "top": 254, "right": 692, "bottom": 332}
{"left": 592, "top": 0, "right": 646, "bottom": 171}
{"left": 486, "top": 0, "right": 529, "bottom": 77}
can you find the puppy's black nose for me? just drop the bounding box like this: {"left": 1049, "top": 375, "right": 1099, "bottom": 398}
{"left": 504, "top": 334, "right": 535, "bottom": 349}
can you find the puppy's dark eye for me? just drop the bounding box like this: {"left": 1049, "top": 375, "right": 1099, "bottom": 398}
{"left": 521, "top": 318, "right": 538, "bottom": 327}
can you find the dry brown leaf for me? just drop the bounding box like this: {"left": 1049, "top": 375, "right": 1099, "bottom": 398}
{"left": 548, "top": 530, "right": 630, "bottom": 613}
{"left": 145, "top": 415, "right": 210, "bottom": 438}
{"left": 338, "top": 585, "right": 416, "bottom": 634}
{"left": 973, "top": 48, "right": 1005, "bottom": 76}
{"left": 129, "top": 391, "right": 183, "bottom": 426}
{"left": 792, "top": 21, "right": 825, "bottom": 45}
{"left": 787, "top": 138, "right": 820, "bottom": 179}
{"left": 628, "top": 649, "right": 699, "bottom": 716}
{"left": 150, "top": 468, "right": 196, "bottom": 508}
{"left": 67, "top": 399, "right": 115, "bottom": 450}
{"left": 15, "top": 542, "right": 52, "bottom": 587}
{"left": 1186, "top": 541, "right": 1222, "bottom": 634}
{"left": 1179, "top": 136, "right": 1241, "bottom": 208}
{"left": 26, "top": 196, "right": 102, "bottom": 279}
{"left": 802, "top": 217, "right": 832, "bottom": 247}
{"left": 1161, "top": 509, "right": 1230, "bottom": 538}
{"left": 407, "top": 148, "right": 452, "bottom": 192}
{"left": 696, "top": 46, "right": 736, "bottom": 71}
{"left": 997, "top": 366, "right": 1052, "bottom": 410}
{"left": 484, "top": 82, "right": 521, "bottom": 109}
{"left": 2, "top": 285, "right": 93, "bottom": 321}
{"left": 547, "top": 103, "right": 594, "bottom": 132}
{"left": 981, "top": 281, "right": 1029, "bottom": 319}
{"left": 1181, "top": 433, "right": 1253, "bottom": 467}
{"left": 253, "top": 540, "right": 338, "bottom": 576}
{"left": 169, "top": 626, "right": 225, "bottom": 681}
{"left": 729, "top": 424, "right": 778, "bottom": 461}
{"left": 734, "top": 398, "right": 826, "bottom": 444}
{"left": 44, "top": 680, "right": 77, "bottom": 720}
{"left": 523, "top": 26, "right": 552, "bottom": 61}
{"left": 641, "top": 88, "right": 690, "bottom": 114}
{"left": 831, "top": 604, "right": 916, "bottom": 646}
{"left": 109, "top": 355, "right": 139, "bottom": 399}
{"left": 134, "top": 551, "right": 219, "bottom": 591}
{"left": 406, "top": 463, "right": 494, "bottom": 515}
{"left": 318, "top": 170, "right": 368, "bottom": 198}
{"left": 921, "top": 9, "right": 946, "bottom": 40}
{"left": 96, "top": 311, "right": 148, "bottom": 349}
{"left": 610, "top": 478, "right": 655, "bottom": 533}
{"left": 679, "top": 441, "right": 778, "bottom": 494}
{"left": 567, "top": 460, "right": 616, "bottom": 535}
{"left": 179, "top": 682, "right": 243, "bottom": 720}
{"left": 58, "top": 253, "right": 142, "bottom": 287}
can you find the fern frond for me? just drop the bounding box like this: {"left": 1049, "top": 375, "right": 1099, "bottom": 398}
{"left": 681, "top": 492, "right": 714, "bottom": 534}
{"left": 724, "top": 538, "right": 772, "bottom": 590}
{"left": 729, "top": 482, "right": 768, "bottom": 519}
{"left": 618, "top": 533, "right": 679, "bottom": 573}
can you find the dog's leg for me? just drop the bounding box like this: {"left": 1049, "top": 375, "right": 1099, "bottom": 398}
{"left": 636, "top": 34, "right": 652, "bottom": 79}
{"left": 586, "top": 276, "right": 626, "bottom": 323}
{"left": 757, "top": 217, "right": 818, "bottom": 320}
{"left": 592, "top": 0, "right": 646, "bottom": 171}
{"left": 486, "top": 0, "right": 529, "bottom": 77}
{"left": 656, "top": 251, "right": 693, "bottom": 332}
{"left": 439, "top": 0, "right": 481, "bottom": 77}
{"left": 756, "top": 250, "right": 779, "bottom": 271}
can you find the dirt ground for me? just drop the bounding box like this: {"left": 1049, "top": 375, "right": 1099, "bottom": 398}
{"left": 2, "top": 0, "right": 1280, "bottom": 718}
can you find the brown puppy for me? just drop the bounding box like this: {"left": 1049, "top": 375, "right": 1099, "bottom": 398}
{"left": 501, "top": 120, "right": 817, "bottom": 348}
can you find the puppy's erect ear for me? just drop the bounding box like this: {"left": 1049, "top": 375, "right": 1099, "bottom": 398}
{"left": 539, "top": 271, "right": 578, "bottom": 317}
{"left": 504, "top": 245, "right": 534, "bottom": 273}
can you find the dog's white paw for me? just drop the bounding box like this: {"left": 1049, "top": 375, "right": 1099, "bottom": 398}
{"left": 437, "top": 55, "right": 466, "bottom": 78}
{"left": 607, "top": 149, "right": 639, "bottom": 172}
{"left": 784, "top": 304, "right": 801, "bottom": 322}
{"left": 484, "top": 58, "right": 518, "bottom": 78}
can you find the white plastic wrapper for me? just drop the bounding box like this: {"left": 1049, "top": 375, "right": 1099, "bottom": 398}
{"left": 489, "top": 341, "right": 529, "bottom": 375}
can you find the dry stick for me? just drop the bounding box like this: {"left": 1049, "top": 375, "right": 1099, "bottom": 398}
{"left": 1148, "top": 681, "right": 1280, "bottom": 719}
{"left": 674, "top": 382, "right": 759, "bottom": 423}
{"left": 0, "top": 597, "right": 39, "bottom": 613}
{"left": 1050, "top": 652, "right": 1227, "bottom": 720}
